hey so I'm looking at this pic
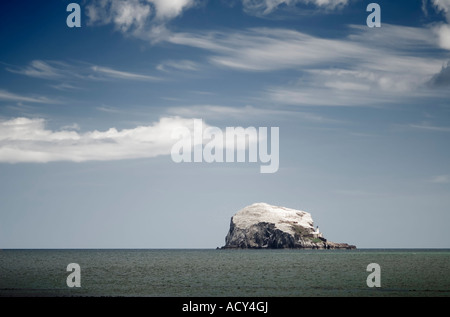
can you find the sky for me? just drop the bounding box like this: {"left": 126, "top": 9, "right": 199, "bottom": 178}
{"left": 0, "top": 0, "right": 449, "bottom": 248}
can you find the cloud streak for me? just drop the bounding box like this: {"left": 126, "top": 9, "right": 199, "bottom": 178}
{"left": 168, "top": 24, "right": 442, "bottom": 73}
{"left": 168, "top": 27, "right": 365, "bottom": 71}
{"left": 156, "top": 60, "right": 199, "bottom": 72}
{"left": 167, "top": 24, "right": 447, "bottom": 106}
{"left": 91, "top": 65, "right": 161, "bottom": 81}
{"left": 409, "top": 122, "right": 450, "bottom": 132}
{"left": 8, "top": 60, "right": 161, "bottom": 82}
{"left": 6, "top": 60, "right": 65, "bottom": 79}
{"left": 0, "top": 90, "right": 58, "bottom": 104}
{"left": 166, "top": 104, "right": 341, "bottom": 124}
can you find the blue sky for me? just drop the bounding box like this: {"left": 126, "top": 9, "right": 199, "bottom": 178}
{"left": 0, "top": 0, "right": 449, "bottom": 248}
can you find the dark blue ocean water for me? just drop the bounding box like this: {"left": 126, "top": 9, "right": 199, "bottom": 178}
{"left": 0, "top": 249, "right": 449, "bottom": 297}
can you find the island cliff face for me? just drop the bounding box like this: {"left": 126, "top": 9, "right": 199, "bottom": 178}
{"left": 221, "top": 203, "right": 356, "bottom": 249}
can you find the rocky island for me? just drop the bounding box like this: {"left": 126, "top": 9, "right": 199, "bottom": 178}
{"left": 221, "top": 203, "right": 356, "bottom": 249}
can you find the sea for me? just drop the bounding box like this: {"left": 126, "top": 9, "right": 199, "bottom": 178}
{"left": 0, "top": 249, "right": 449, "bottom": 297}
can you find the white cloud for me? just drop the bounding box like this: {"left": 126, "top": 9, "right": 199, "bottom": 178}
{"left": 86, "top": 0, "right": 198, "bottom": 40}
{"left": 150, "top": 0, "right": 196, "bottom": 20}
{"left": 433, "top": 23, "right": 450, "bottom": 50}
{"left": 242, "top": 0, "right": 350, "bottom": 15}
{"left": 85, "top": 0, "right": 347, "bottom": 37}
{"left": 429, "top": 0, "right": 450, "bottom": 21}
{"left": 0, "top": 117, "right": 203, "bottom": 163}
{"left": 114, "top": 0, "right": 151, "bottom": 32}
{"left": 424, "top": 0, "right": 450, "bottom": 50}
{"left": 86, "top": 0, "right": 152, "bottom": 32}
{"left": 0, "top": 118, "right": 80, "bottom": 142}
{"left": 0, "top": 116, "right": 266, "bottom": 164}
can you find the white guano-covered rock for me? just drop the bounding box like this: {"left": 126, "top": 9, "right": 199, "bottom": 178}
{"left": 221, "top": 203, "right": 356, "bottom": 250}
{"left": 232, "top": 203, "right": 314, "bottom": 236}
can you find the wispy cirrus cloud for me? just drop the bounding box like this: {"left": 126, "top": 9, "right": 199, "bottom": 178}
{"left": 409, "top": 122, "right": 450, "bottom": 132}
{"left": 167, "top": 24, "right": 447, "bottom": 106}
{"left": 6, "top": 60, "right": 65, "bottom": 79}
{"left": 167, "top": 105, "right": 266, "bottom": 118}
{"left": 168, "top": 24, "right": 442, "bottom": 73}
{"left": 156, "top": 60, "right": 199, "bottom": 72}
{"left": 166, "top": 104, "right": 341, "bottom": 124}
{"left": 91, "top": 65, "right": 161, "bottom": 81}
{"left": 167, "top": 27, "right": 361, "bottom": 71}
{"left": 7, "top": 60, "right": 161, "bottom": 82}
{"left": 50, "top": 83, "right": 83, "bottom": 91}
{"left": 0, "top": 89, "right": 58, "bottom": 104}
